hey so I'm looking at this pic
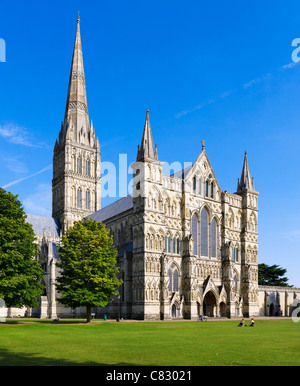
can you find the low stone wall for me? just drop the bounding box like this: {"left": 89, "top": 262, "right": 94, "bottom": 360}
{"left": 258, "top": 286, "right": 300, "bottom": 317}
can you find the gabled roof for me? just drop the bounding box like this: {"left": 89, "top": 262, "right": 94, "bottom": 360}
{"left": 88, "top": 195, "right": 133, "bottom": 223}
{"left": 170, "top": 165, "right": 192, "bottom": 179}
{"left": 26, "top": 214, "right": 61, "bottom": 238}
{"left": 175, "top": 148, "right": 222, "bottom": 191}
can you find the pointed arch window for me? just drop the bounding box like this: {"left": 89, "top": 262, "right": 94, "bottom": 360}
{"left": 233, "top": 247, "right": 239, "bottom": 262}
{"left": 210, "top": 218, "right": 217, "bottom": 258}
{"left": 85, "top": 190, "right": 90, "bottom": 210}
{"left": 85, "top": 160, "right": 90, "bottom": 176}
{"left": 168, "top": 264, "right": 179, "bottom": 292}
{"left": 193, "top": 176, "right": 196, "bottom": 193}
{"left": 205, "top": 181, "right": 209, "bottom": 197}
{"left": 77, "top": 188, "right": 82, "bottom": 209}
{"left": 173, "top": 235, "right": 180, "bottom": 254}
{"left": 165, "top": 234, "right": 172, "bottom": 253}
{"left": 191, "top": 214, "right": 198, "bottom": 256}
{"left": 200, "top": 208, "right": 208, "bottom": 257}
{"left": 77, "top": 157, "right": 82, "bottom": 174}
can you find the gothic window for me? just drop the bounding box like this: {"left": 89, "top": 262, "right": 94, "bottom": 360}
{"left": 165, "top": 233, "right": 172, "bottom": 253}
{"left": 85, "top": 190, "right": 90, "bottom": 210}
{"left": 191, "top": 214, "right": 198, "bottom": 256}
{"left": 205, "top": 181, "right": 209, "bottom": 197}
{"left": 211, "top": 182, "right": 214, "bottom": 198}
{"left": 200, "top": 207, "right": 208, "bottom": 257}
{"left": 171, "top": 235, "right": 180, "bottom": 254}
{"left": 233, "top": 247, "right": 239, "bottom": 262}
{"left": 77, "top": 188, "right": 82, "bottom": 209}
{"left": 85, "top": 160, "right": 90, "bottom": 176}
{"left": 168, "top": 264, "right": 179, "bottom": 292}
{"left": 210, "top": 218, "right": 217, "bottom": 258}
{"left": 173, "top": 270, "right": 179, "bottom": 292}
{"left": 193, "top": 176, "right": 196, "bottom": 193}
{"left": 77, "top": 157, "right": 82, "bottom": 174}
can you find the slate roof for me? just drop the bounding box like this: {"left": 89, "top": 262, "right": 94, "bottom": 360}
{"left": 170, "top": 165, "right": 192, "bottom": 179}
{"left": 26, "top": 214, "right": 61, "bottom": 238}
{"left": 88, "top": 195, "right": 133, "bottom": 223}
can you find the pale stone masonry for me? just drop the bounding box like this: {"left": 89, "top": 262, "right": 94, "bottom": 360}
{"left": 89, "top": 111, "right": 260, "bottom": 319}
{"left": 6, "top": 17, "right": 297, "bottom": 320}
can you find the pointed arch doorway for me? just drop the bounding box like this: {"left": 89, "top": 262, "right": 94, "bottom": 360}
{"left": 203, "top": 291, "right": 217, "bottom": 317}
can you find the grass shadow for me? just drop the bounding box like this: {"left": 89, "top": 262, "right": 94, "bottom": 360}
{"left": 0, "top": 347, "right": 136, "bottom": 367}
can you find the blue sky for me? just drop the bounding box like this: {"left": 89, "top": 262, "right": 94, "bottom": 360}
{"left": 0, "top": 0, "right": 300, "bottom": 286}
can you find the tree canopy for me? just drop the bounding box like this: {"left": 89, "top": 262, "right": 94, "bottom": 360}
{"left": 258, "top": 263, "right": 291, "bottom": 287}
{"left": 0, "top": 188, "right": 44, "bottom": 308}
{"left": 55, "top": 218, "right": 122, "bottom": 322}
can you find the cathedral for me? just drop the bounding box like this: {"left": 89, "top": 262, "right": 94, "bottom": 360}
{"left": 21, "top": 18, "right": 299, "bottom": 320}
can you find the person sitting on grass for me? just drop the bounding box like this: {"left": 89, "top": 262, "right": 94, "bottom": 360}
{"left": 249, "top": 318, "right": 255, "bottom": 327}
{"left": 238, "top": 318, "right": 245, "bottom": 327}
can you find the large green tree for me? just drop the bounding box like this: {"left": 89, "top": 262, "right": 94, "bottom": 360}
{"left": 56, "top": 218, "right": 122, "bottom": 322}
{"left": 0, "top": 188, "right": 44, "bottom": 309}
{"left": 258, "top": 263, "right": 291, "bottom": 287}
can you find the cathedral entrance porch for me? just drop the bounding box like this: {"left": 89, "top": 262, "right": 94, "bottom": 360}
{"left": 203, "top": 291, "right": 218, "bottom": 317}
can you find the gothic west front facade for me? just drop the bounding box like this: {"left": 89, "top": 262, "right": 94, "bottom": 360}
{"left": 16, "top": 18, "right": 299, "bottom": 320}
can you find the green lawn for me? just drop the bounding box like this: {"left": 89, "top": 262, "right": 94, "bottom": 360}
{"left": 0, "top": 319, "right": 299, "bottom": 366}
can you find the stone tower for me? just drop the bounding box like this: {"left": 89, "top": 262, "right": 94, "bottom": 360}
{"left": 237, "top": 152, "right": 259, "bottom": 317}
{"left": 221, "top": 151, "right": 259, "bottom": 317}
{"left": 131, "top": 109, "right": 165, "bottom": 319}
{"left": 52, "top": 17, "right": 101, "bottom": 232}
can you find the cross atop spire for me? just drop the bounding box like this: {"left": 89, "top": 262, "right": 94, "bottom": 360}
{"left": 237, "top": 151, "right": 255, "bottom": 193}
{"left": 136, "top": 109, "right": 159, "bottom": 162}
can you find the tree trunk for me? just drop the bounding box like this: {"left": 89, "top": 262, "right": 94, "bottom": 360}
{"left": 86, "top": 305, "right": 91, "bottom": 323}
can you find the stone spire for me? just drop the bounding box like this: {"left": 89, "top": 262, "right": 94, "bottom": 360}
{"left": 136, "top": 109, "right": 159, "bottom": 162}
{"left": 52, "top": 17, "right": 101, "bottom": 232}
{"left": 237, "top": 151, "right": 255, "bottom": 192}
{"left": 63, "top": 15, "right": 89, "bottom": 137}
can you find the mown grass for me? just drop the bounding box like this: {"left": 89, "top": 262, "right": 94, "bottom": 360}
{"left": 0, "top": 319, "right": 299, "bottom": 366}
